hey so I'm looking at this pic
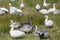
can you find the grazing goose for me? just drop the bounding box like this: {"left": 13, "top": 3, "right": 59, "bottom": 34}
{"left": 39, "top": 9, "right": 49, "bottom": 14}
{"left": 10, "top": 20, "right": 21, "bottom": 28}
{"left": 35, "top": 4, "right": 40, "bottom": 11}
{"left": 19, "top": 17, "right": 33, "bottom": 33}
{"left": 45, "top": 15, "right": 54, "bottom": 27}
{"left": 43, "top": 0, "right": 50, "bottom": 7}
{"left": 9, "top": 3, "right": 23, "bottom": 15}
{"left": 48, "top": 3, "right": 60, "bottom": 14}
{"left": 10, "top": 24, "right": 25, "bottom": 38}
{"left": 20, "top": 0, "right": 24, "bottom": 9}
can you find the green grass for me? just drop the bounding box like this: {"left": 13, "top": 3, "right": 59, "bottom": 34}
{"left": 0, "top": 0, "right": 60, "bottom": 40}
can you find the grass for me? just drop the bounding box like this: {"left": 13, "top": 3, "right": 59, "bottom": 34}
{"left": 0, "top": 0, "right": 60, "bottom": 40}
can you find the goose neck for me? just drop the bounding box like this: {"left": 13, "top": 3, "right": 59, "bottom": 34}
{"left": 44, "top": 0, "right": 46, "bottom": 3}
{"left": 10, "top": 27, "right": 14, "bottom": 32}
{"left": 53, "top": 4, "right": 56, "bottom": 9}
{"left": 35, "top": 26, "right": 37, "bottom": 31}
{"left": 45, "top": 17, "right": 48, "bottom": 22}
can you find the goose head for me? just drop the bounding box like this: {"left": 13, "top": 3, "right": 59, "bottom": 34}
{"left": 45, "top": 15, "right": 48, "bottom": 18}
{"left": 9, "top": 3, "right": 12, "bottom": 7}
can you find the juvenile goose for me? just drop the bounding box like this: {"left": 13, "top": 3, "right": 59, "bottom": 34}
{"left": 10, "top": 20, "right": 21, "bottom": 28}
{"left": 19, "top": 17, "right": 33, "bottom": 33}
{"left": 43, "top": 0, "right": 50, "bottom": 7}
{"left": 35, "top": 4, "right": 40, "bottom": 11}
{"left": 10, "top": 25, "right": 25, "bottom": 38}
{"left": 45, "top": 15, "right": 54, "bottom": 27}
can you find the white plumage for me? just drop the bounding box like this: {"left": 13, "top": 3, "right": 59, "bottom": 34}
{"left": 35, "top": 4, "right": 40, "bottom": 11}
{"left": 48, "top": 3, "right": 60, "bottom": 14}
{"left": 43, "top": 0, "right": 50, "bottom": 7}
{"left": 10, "top": 20, "right": 21, "bottom": 28}
{"left": 20, "top": 1, "right": 24, "bottom": 9}
{"left": 9, "top": 3, "right": 22, "bottom": 15}
{"left": 39, "top": 9, "right": 49, "bottom": 14}
{"left": 10, "top": 26, "right": 25, "bottom": 38}
{"left": 0, "top": 7, "right": 9, "bottom": 14}
{"left": 45, "top": 15, "right": 54, "bottom": 27}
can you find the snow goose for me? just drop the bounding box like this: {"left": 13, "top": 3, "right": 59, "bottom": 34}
{"left": 19, "top": 17, "right": 33, "bottom": 33}
{"left": 0, "top": 7, "right": 9, "bottom": 14}
{"left": 48, "top": 3, "right": 60, "bottom": 14}
{"left": 45, "top": 15, "right": 54, "bottom": 27}
{"left": 9, "top": 3, "right": 23, "bottom": 15}
{"left": 20, "top": 0, "right": 24, "bottom": 9}
{"left": 43, "top": 0, "right": 50, "bottom": 7}
{"left": 35, "top": 4, "right": 40, "bottom": 11}
{"left": 10, "top": 24, "right": 25, "bottom": 38}
{"left": 0, "top": 7, "right": 9, "bottom": 13}
{"left": 10, "top": 20, "right": 21, "bottom": 28}
{"left": 39, "top": 9, "right": 49, "bottom": 14}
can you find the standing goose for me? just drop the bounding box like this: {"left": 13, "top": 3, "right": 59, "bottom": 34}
{"left": 45, "top": 15, "right": 54, "bottom": 27}
{"left": 10, "top": 24, "right": 25, "bottom": 38}
{"left": 43, "top": 0, "right": 50, "bottom": 7}
{"left": 10, "top": 20, "right": 21, "bottom": 28}
{"left": 19, "top": 17, "right": 33, "bottom": 33}
{"left": 35, "top": 4, "right": 40, "bottom": 11}
{"left": 20, "top": 0, "right": 24, "bottom": 9}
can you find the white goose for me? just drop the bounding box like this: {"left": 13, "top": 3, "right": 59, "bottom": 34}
{"left": 9, "top": 3, "right": 23, "bottom": 15}
{"left": 10, "top": 25, "right": 25, "bottom": 38}
{"left": 35, "top": 4, "right": 40, "bottom": 11}
{"left": 10, "top": 20, "right": 21, "bottom": 28}
{"left": 45, "top": 15, "right": 54, "bottom": 27}
{"left": 0, "top": 7, "right": 9, "bottom": 14}
{"left": 43, "top": 0, "right": 50, "bottom": 7}
{"left": 39, "top": 9, "right": 49, "bottom": 14}
{"left": 48, "top": 3, "right": 60, "bottom": 14}
{"left": 20, "top": 0, "right": 24, "bottom": 9}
